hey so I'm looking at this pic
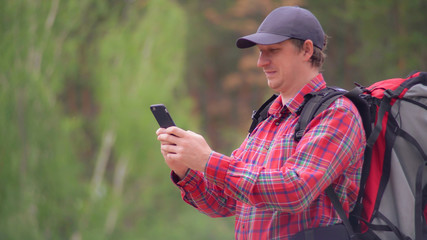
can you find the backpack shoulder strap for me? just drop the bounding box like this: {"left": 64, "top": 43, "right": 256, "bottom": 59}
{"left": 343, "top": 87, "right": 374, "bottom": 231}
{"left": 294, "top": 87, "right": 347, "bottom": 142}
{"left": 344, "top": 87, "right": 372, "bottom": 136}
{"left": 325, "top": 185, "right": 357, "bottom": 239}
{"left": 296, "top": 87, "right": 368, "bottom": 240}
{"left": 248, "top": 94, "right": 279, "bottom": 134}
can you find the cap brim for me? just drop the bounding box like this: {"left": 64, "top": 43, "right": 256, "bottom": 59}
{"left": 236, "top": 32, "right": 291, "bottom": 49}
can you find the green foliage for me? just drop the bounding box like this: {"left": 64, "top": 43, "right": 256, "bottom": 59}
{"left": 0, "top": 0, "right": 233, "bottom": 239}
{"left": 81, "top": 0, "right": 207, "bottom": 238}
{"left": 0, "top": 0, "right": 88, "bottom": 239}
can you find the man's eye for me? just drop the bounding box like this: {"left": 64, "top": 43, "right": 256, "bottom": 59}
{"left": 259, "top": 48, "right": 279, "bottom": 54}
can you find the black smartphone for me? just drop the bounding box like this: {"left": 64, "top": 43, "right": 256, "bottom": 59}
{"left": 150, "top": 104, "right": 176, "bottom": 128}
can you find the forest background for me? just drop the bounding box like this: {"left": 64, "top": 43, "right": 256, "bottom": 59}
{"left": 1, "top": 0, "right": 426, "bottom": 239}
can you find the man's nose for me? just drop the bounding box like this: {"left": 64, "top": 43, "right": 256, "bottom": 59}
{"left": 257, "top": 52, "right": 270, "bottom": 68}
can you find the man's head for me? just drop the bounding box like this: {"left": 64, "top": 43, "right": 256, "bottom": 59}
{"left": 236, "top": 6, "right": 327, "bottom": 68}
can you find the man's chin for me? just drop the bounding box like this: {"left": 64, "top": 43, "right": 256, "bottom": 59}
{"left": 267, "top": 80, "right": 279, "bottom": 91}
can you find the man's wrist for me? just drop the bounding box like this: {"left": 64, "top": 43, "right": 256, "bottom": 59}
{"left": 173, "top": 168, "right": 190, "bottom": 180}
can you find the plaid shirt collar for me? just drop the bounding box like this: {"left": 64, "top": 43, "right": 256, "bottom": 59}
{"left": 269, "top": 73, "right": 326, "bottom": 117}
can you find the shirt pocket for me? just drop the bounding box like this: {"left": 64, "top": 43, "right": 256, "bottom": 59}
{"left": 237, "top": 135, "right": 274, "bottom": 166}
{"left": 262, "top": 134, "right": 296, "bottom": 169}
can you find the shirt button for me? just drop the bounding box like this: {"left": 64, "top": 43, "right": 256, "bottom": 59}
{"left": 275, "top": 122, "right": 280, "bottom": 126}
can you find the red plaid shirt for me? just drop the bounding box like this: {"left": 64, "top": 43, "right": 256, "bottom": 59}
{"left": 172, "top": 74, "right": 365, "bottom": 239}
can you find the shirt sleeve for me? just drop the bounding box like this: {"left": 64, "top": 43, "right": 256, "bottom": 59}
{"left": 204, "top": 98, "right": 365, "bottom": 213}
{"left": 170, "top": 161, "right": 237, "bottom": 218}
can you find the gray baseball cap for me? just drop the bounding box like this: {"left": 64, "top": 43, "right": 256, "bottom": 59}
{"left": 236, "top": 6, "right": 325, "bottom": 50}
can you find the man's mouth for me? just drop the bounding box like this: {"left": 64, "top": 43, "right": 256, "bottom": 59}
{"left": 264, "top": 70, "right": 276, "bottom": 78}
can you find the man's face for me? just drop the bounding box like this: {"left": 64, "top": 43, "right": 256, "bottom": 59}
{"left": 256, "top": 40, "right": 305, "bottom": 93}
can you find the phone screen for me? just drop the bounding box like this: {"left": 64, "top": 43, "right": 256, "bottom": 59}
{"left": 150, "top": 104, "right": 176, "bottom": 128}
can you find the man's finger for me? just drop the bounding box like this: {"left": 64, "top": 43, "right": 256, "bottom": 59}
{"left": 161, "top": 144, "right": 178, "bottom": 154}
{"left": 156, "top": 128, "right": 168, "bottom": 135}
{"left": 158, "top": 132, "right": 180, "bottom": 144}
{"left": 165, "top": 126, "right": 187, "bottom": 137}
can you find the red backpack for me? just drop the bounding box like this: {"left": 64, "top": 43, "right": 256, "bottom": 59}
{"left": 250, "top": 72, "right": 427, "bottom": 240}
{"left": 346, "top": 72, "right": 427, "bottom": 240}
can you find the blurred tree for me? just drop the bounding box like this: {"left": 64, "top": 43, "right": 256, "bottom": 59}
{"left": 310, "top": 0, "right": 427, "bottom": 86}
{"left": 0, "top": 0, "right": 234, "bottom": 239}
{"left": 78, "top": 0, "right": 232, "bottom": 239}
{"left": 0, "top": 1, "right": 89, "bottom": 239}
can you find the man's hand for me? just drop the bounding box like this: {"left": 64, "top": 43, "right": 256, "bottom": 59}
{"left": 156, "top": 127, "right": 212, "bottom": 176}
{"left": 156, "top": 128, "right": 188, "bottom": 179}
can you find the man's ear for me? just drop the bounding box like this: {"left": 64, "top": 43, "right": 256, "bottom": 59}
{"left": 302, "top": 40, "right": 314, "bottom": 61}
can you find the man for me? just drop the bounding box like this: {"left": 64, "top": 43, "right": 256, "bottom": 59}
{"left": 156, "top": 6, "right": 365, "bottom": 240}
